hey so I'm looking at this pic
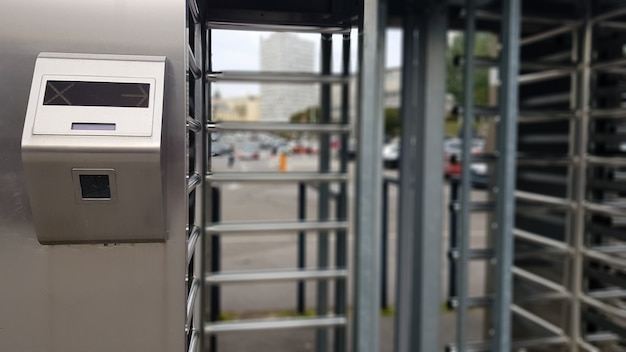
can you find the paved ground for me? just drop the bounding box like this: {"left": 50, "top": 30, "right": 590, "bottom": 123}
{"left": 209, "top": 151, "right": 490, "bottom": 351}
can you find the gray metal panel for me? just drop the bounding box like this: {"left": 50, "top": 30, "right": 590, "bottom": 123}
{"left": 0, "top": 0, "right": 186, "bottom": 351}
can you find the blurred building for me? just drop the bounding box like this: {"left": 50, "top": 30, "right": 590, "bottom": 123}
{"left": 259, "top": 33, "right": 317, "bottom": 121}
{"left": 212, "top": 94, "right": 260, "bottom": 122}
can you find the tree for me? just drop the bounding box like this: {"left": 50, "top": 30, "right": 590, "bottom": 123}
{"left": 446, "top": 32, "right": 495, "bottom": 108}
{"left": 384, "top": 107, "right": 401, "bottom": 137}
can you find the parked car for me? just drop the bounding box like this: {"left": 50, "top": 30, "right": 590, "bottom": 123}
{"left": 237, "top": 143, "right": 260, "bottom": 160}
{"left": 382, "top": 139, "right": 400, "bottom": 169}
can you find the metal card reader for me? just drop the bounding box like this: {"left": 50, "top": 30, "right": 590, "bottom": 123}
{"left": 21, "top": 52, "right": 167, "bottom": 244}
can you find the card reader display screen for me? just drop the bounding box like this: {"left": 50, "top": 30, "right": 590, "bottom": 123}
{"left": 43, "top": 81, "right": 150, "bottom": 108}
{"left": 79, "top": 175, "right": 111, "bottom": 199}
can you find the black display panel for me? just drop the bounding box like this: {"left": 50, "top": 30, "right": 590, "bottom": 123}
{"left": 43, "top": 81, "right": 150, "bottom": 108}
{"left": 79, "top": 175, "right": 111, "bottom": 199}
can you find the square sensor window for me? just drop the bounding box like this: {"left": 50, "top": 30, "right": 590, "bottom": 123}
{"left": 72, "top": 168, "right": 117, "bottom": 203}
{"left": 79, "top": 174, "right": 111, "bottom": 199}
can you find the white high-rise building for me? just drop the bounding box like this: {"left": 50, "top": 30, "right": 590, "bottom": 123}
{"left": 260, "top": 33, "right": 317, "bottom": 121}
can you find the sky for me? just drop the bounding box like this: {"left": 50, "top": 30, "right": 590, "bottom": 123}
{"left": 211, "top": 29, "right": 403, "bottom": 98}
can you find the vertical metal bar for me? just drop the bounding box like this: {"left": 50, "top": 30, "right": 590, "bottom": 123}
{"left": 570, "top": 8, "right": 592, "bottom": 351}
{"left": 316, "top": 32, "right": 332, "bottom": 352}
{"left": 457, "top": 1, "right": 476, "bottom": 349}
{"left": 448, "top": 178, "right": 459, "bottom": 303}
{"left": 394, "top": 2, "right": 447, "bottom": 352}
{"left": 333, "top": 32, "right": 351, "bottom": 352}
{"left": 297, "top": 182, "right": 307, "bottom": 315}
{"left": 209, "top": 187, "right": 221, "bottom": 352}
{"left": 381, "top": 179, "right": 389, "bottom": 310}
{"left": 492, "top": 0, "right": 520, "bottom": 350}
{"left": 201, "top": 26, "right": 212, "bottom": 352}
{"left": 353, "top": 0, "right": 386, "bottom": 350}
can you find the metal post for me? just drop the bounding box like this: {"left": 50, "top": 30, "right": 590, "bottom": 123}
{"left": 297, "top": 182, "right": 307, "bottom": 314}
{"left": 333, "top": 32, "right": 351, "bottom": 352}
{"left": 457, "top": 1, "right": 476, "bottom": 349}
{"left": 448, "top": 177, "right": 459, "bottom": 304}
{"left": 353, "top": 0, "right": 386, "bottom": 350}
{"left": 394, "top": 2, "right": 447, "bottom": 352}
{"left": 570, "top": 7, "right": 592, "bottom": 351}
{"left": 381, "top": 179, "right": 389, "bottom": 310}
{"left": 209, "top": 187, "right": 221, "bottom": 352}
{"left": 316, "top": 32, "right": 332, "bottom": 352}
{"left": 492, "top": 0, "right": 520, "bottom": 350}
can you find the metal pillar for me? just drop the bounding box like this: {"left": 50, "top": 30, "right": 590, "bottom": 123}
{"left": 316, "top": 32, "right": 332, "bottom": 352}
{"left": 353, "top": 0, "right": 386, "bottom": 350}
{"left": 492, "top": 0, "right": 521, "bottom": 350}
{"left": 456, "top": 0, "right": 476, "bottom": 349}
{"left": 394, "top": 1, "right": 447, "bottom": 352}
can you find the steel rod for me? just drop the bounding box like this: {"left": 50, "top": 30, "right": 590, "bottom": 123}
{"left": 592, "top": 6, "right": 626, "bottom": 24}
{"left": 520, "top": 23, "right": 579, "bottom": 46}
{"left": 206, "top": 268, "right": 347, "bottom": 284}
{"left": 206, "top": 220, "right": 349, "bottom": 234}
{"left": 187, "top": 0, "right": 200, "bottom": 24}
{"left": 582, "top": 248, "right": 626, "bottom": 270}
{"left": 514, "top": 228, "right": 571, "bottom": 252}
{"left": 206, "top": 172, "right": 348, "bottom": 183}
{"left": 207, "top": 121, "right": 350, "bottom": 133}
{"left": 188, "top": 45, "right": 201, "bottom": 80}
{"left": 187, "top": 172, "right": 201, "bottom": 193}
{"left": 206, "top": 22, "right": 351, "bottom": 34}
{"left": 186, "top": 278, "right": 200, "bottom": 329}
{"left": 586, "top": 155, "right": 626, "bottom": 166}
{"left": 518, "top": 69, "right": 573, "bottom": 84}
{"left": 354, "top": 0, "right": 386, "bottom": 350}
{"left": 515, "top": 190, "right": 575, "bottom": 208}
{"left": 187, "top": 115, "right": 202, "bottom": 133}
{"left": 187, "top": 225, "right": 201, "bottom": 266}
{"left": 511, "top": 304, "right": 566, "bottom": 337}
{"left": 512, "top": 267, "right": 570, "bottom": 294}
{"left": 205, "top": 316, "right": 347, "bottom": 334}
{"left": 206, "top": 71, "right": 349, "bottom": 84}
{"left": 297, "top": 182, "right": 306, "bottom": 315}
{"left": 457, "top": 2, "right": 476, "bottom": 348}
{"left": 580, "top": 295, "right": 626, "bottom": 320}
{"left": 188, "top": 330, "right": 199, "bottom": 352}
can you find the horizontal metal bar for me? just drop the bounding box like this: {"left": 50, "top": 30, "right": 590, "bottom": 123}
{"left": 187, "top": 329, "right": 199, "bottom": 352}
{"left": 587, "top": 155, "right": 626, "bottom": 166}
{"left": 582, "top": 248, "right": 626, "bottom": 270}
{"left": 592, "top": 7, "right": 626, "bottom": 24}
{"left": 206, "top": 268, "right": 347, "bottom": 284}
{"left": 518, "top": 69, "right": 573, "bottom": 85}
{"left": 588, "top": 288, "right": 626, "bottom": 300}
{"left": 186, "top": 278, "right": 200, "bottom": 330}
{"left": 455, "top": 56, "right": 575, "bottom": 71}
{"left": 207, "top": 121, "right": 350, "bottom": 133}
{"left": 512, "top": 267, "right": 570, "bottom": 295}
{"left": 448, "top": 248, "right": 494, "bottom": 260}
{"left": 188, "top": 45, "right": 201, "bottom": 80}
{"left": 470, "top": 106, "right": 575, "bottom": 120}
{"left": 589, "top": 108, "right": 626, "bottom": 119}
{"left": 586, "top": 332, "right": 621, "bottom": 343}
{"left": 448, "top": 292, "right": 569, "bottom": 309}
{"left": 514, "top": 228, "right": 572, "bottom": 252}
{"left": 471, "top": 153, "right": 497, "bottom": 163}
{"left": 206, "top": 220, "right": 349, "bottom": 234}
{"left": 511, "top": 304, "right": 565, "bottom": 336}
{"left": 187, "top": 173, "right": 202, "bottom": 193}
{"left": 473, "top": 9, "right": 578, "bottom": 25}
{"left": 581, "top": 295, "right": 626, "bottom": 320}
{"left": 187, "top": 116, "right": 202, "bottom": 133}
{"left": 591, "top": 244, "right": 626, "bottom": 254}
{"left": 517, "top": 171, "right": 568, "bottom": 185}
{"left": 187, "top": 225, "right": 201, "bottom": 266}
{"left": 207, "top": 71, "right": 349, "bottom": 84}
{"left": 584, "top": 201, "right": 626, "bottom": 216}
{"left": 597, "top": 20, "right": 626, "bottom": 30}
{"left": 577, "top": 339, "right": 600, "bottom": 352}
{"left": 451, "top": 201, "right": 495, "bottom": 212}
{"left": 447, "top": 296, "right": 493, "bottom": 309}
{"left": 516, "top": 156, "right": 577, "bottom": 166}
{"left": 592, "top": 58, "right": 626, "bottom": 70}
{"left": 520, "top": 23, "right": 579, "bottom": 46}
{"left": 206, "top": 21, "right": 352, "bottom": 34}
{"left": 205, "top": 315, "right": 346, "bottom": 334}
{"left": 517, "top": 113, "right": 575, "bottom": 123}
{"left": 515, "top": 190, "right": 574, "bottom": 208}
{"left": 187, "top": 0, "right": 200, "bottom": 24}
{"left": 446, "top": 336, "right": 569, "bottom": 352}
{"left": 207, "top": 172, "right": 348, "bottom": 183}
